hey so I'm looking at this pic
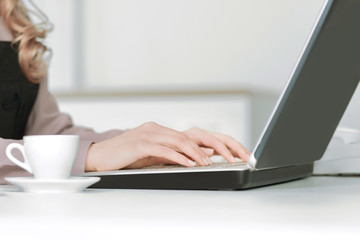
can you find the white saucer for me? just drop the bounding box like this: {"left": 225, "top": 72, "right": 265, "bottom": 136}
{"left": 4, "top": 176, "right": 100, "bottom": 193}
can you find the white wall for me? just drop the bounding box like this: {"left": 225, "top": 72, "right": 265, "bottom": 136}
{"left": 27, "top": 0, "right": 75, "bottom": 90}
{"left": 83, "top": 0, "right": 326, "bottom": 92}
{"left": 32, "top": 0, "right": 360, "bottom": 134}
{"left": 31, "top": 0, "right": 327, "bottom": 92}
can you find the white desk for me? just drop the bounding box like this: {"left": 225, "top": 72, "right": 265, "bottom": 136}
{"left": 0, "top": 176, "right": 359, "bottom": 239}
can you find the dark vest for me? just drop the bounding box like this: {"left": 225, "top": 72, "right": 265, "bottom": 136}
{"left": 0, "top": 41, "right": 39, "bottom": 139}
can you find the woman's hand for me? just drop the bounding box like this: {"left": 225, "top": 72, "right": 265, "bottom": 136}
{"left": 184, "top": 127, "right": 250, "bottom": 163}
{"left": 85, "top": 122, "right": 250, "bottom": 172}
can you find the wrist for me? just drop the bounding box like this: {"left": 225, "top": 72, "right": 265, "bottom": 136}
{"left": 85, "top": 143, "right": 99, "bottom": 172}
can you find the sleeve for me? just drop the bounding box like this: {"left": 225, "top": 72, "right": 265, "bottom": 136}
{"left": 0, "top": 76, "right": 124, "bottom": 184}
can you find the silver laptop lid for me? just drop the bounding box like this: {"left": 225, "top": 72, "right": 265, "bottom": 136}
{"left": 249, "top": 0, "right": 360, "bottom": 169}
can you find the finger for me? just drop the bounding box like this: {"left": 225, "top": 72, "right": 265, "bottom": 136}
{"left": 211, "top": 133, "right": 250, "bottom": 162}
{"left": 146, "top": 133, "right": 209, "bottom": 166}
{"left": 186, "top": 129, "right": 236, "bottom": 163}
{"left": 143, "top": 143, "right": 197, "bottom": 167}
{"left": 140, "top": 123, "right": 212, "bottom": 165}
{"left": 201, "top": 147, "right": 215, "bottom": 157}
{"left": 140, "top": 122, "right": 211, "bottom": 165}
{"left": 186, "top": 140, "right": 213, "bottom": 165}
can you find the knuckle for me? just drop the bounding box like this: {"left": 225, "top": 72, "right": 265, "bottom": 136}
{"left": 141, "top": 121, "right": 158, "bottom": 129}
{"left": 188, "top": 127, "right": 200, "bottom": 132}
{"left": 173, "top": 135, "right": 187, "bottom": 145}
{"left": 177, "top": 132, "right": 189, "bottom": 141}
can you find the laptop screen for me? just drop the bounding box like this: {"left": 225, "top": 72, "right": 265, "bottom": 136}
{"left": 252, "top": 0, "right": 360, "bottom": 169}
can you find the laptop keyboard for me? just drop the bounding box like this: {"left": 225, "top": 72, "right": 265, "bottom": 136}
{"left": 83, "top": 159, "right": 249, "bottom": 176}
{"left": 141, "top": 161, "right": 248, "bottom": 171}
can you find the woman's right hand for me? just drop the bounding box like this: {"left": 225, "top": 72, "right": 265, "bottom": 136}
{"left": 85, "top": 122, "right": 249, "bottom": 172}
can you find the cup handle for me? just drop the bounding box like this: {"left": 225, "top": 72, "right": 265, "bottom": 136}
{"left": 6, "top": 143, "right": 33, "bottom": 174}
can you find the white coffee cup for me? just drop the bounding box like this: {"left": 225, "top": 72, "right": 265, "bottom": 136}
{"left": 6, "top": 135, "right": 79, "bottom": 180}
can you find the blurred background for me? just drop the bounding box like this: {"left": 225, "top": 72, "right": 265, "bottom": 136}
{"left": 29, "top": 0, "right": 360, "bottom": 149}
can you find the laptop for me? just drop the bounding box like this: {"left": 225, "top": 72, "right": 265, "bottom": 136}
{"left": 83, "top": 0, "right": 360, "bottom": 190}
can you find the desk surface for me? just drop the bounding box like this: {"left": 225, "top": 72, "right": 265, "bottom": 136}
{"left": 0, "top": 176, "right": 359, "bottom": 239}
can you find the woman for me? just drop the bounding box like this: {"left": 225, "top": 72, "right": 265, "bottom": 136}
{"left": 0, "top": 0, "right": 249, "bottom": 184}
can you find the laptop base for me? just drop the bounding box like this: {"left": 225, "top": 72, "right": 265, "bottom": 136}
{"left": 89, "top": 163, "right": 313, "bottom": 190}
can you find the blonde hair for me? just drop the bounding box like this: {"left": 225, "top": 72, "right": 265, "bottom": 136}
{"left": 0, "top": 0, "right": 50, "bottom": 83}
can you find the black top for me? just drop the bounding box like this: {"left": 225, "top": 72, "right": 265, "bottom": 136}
{"left": 0, "top": 41, "right": 39, "bottom": 139}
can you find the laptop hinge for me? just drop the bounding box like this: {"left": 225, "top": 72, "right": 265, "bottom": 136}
{"left": 247, "top": 153, "right": 257, "bottom": 170}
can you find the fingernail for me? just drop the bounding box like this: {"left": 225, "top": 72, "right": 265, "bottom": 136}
{"left": 203, "top": 157, "right": 209, "bottom": 165}
{"left": 188, "top": 160, "right": 196, "bottom": 166}
{"left": 204, "top": 156, "right": 212, "bottom": 165}
{"left": 230, "top": 155, "right": 236, "bottom": 163}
